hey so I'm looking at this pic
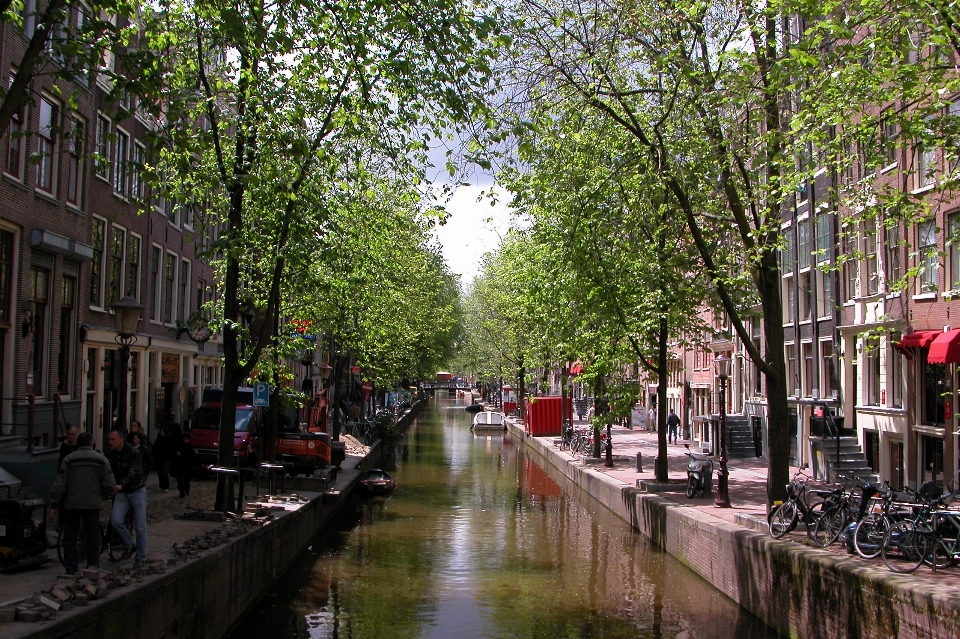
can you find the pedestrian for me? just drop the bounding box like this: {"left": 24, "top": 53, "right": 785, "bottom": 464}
{"left": 49, "top": 432, "right": 115, "bottom": 575}
{"left": 58, "top": 425, "right": 79, "bottom": 469}
{"left": 667, "top": 409, "right": 681, "bottom": 444}
{"left": 126, "top": 420, "right": 151, "bottom": 452}
{"left": 130, "top": 432, "right": 152, "bottom": 483}
{"left": 647, "top": 406, "right": 656, "bottom": 433}
{"left": 172, "top": 431, "right": 195, "bottom": 498}
{"left": 153, "top": 425, "right": 176, "bottom": 492}
{"left": 106, "top": 429, "right": 147, "bottom": 567}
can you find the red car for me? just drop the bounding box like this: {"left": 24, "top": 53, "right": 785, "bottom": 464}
{"left": 189, "top": 388, "right": 262, "bottom": 470}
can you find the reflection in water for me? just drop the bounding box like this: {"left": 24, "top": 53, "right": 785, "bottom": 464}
{"left": 228, "top": 397, "right": 778, "bottom": 639}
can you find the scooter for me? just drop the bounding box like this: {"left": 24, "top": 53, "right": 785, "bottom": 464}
{"left": 684, "top": 444, "right": 714, "bottom": 498}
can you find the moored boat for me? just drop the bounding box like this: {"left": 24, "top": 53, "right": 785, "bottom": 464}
{"left": 465, "top": 403, "right": 484, "bottom": 413}
{"left": 472, "top": 411, "right": 505, "bottom": 431}
{"left": 358, "top": 469, "right": 396, "bottom": 496}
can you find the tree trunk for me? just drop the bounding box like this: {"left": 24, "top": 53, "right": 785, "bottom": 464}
{"left": 758, "top": 251, "right": 789, "bottom": 505}
{"left": 656, "top": 316, "right": 669, "bottom": 481}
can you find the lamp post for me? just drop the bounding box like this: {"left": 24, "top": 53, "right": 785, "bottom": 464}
{"left": 111, "top": 296, "right": 144, "bottom": 433}
{"left": 714, "top": 352, "right": 732, "bottom": 507}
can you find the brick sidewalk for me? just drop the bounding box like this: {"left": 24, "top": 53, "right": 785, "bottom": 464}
{"left": 525, "top": 418, "right": 960, "bottom": 590}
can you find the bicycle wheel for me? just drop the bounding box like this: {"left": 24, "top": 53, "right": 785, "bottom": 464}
{"left": 812, "top": 505, "right": 846, "bottom": 548}
{"left": 769, "top": 501, "right": 798, "bottom": 539}
{"left": 853, "top": 515, "right": 888, "bottom": 559}
{"left": 686, "top": 476, "right": 697, "bottom": 499}
{"left": 881, "top": 522, "right": 928, "bottom": 573}
{"left": 57, "top": 522, "right": 89, "bottom": 569}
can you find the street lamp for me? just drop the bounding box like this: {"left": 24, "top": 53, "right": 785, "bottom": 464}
{"left": 111, "top": 296, "right": 144, "bottom": 433}
{"left": 714, "top": 352, "right": 732, "bottom": 507}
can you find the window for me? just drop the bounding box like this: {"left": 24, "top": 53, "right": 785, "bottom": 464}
{"left": 196, "top": 279, "right": 206, "bottom": 318}
{"left": 21, "top": 0, "right": 36, "bottom": 38}
{"left": 150, "top": 245, "right": 162, "bottom": 322}
{"left": 168, "top": 200, "right": 180, "bottom": 227}
{"left": 816, "top": 265, "right": 832, "bottom": 318}
{"left": 0, "top": 230, "right": 12, "bottom": 324}
{"left": 26, "top": 267, "right": 48, "bottom": 396}
{"left": 820, "top": 340, "right": 835, "bottom": 399}
{"left": 131, "top": 143, "right": 145, "bottom": 199}
{"left": 782, "top": 227, "right": 795, "bottom": 274}
{"left": 66, "top": 115, "right": 84, "bottom": 206}
{"left": 950, "top": 213, "right": 960, "bottom": 292}
{"left": 126, "top": 235, "right": 141, "bottom": 301}
{"left": 815, "top": 213, "right": 831, "bottom": 264}
{"left": 918, "top": 219, "right": 938, "bottom": 293}
{"left": 886, "top": 223, "right": 903, "bottom": 290}
{"left": 797, "top": 219, "right": 811, "bottom": 269}
{"left": 864, "top": 218, "right": 879, "bottom": 295}
{"left": 916, "top": 117, "right": 937, "bottom": 188}
{"left": 6, "top": 75, "right": 25, "bottom": 179}
{"left": 782, "top": 275, "right": 795, "bottom": 323}
{"left": 802, "top": 342, "right": 814, "bottom": 397}
{"left": 883, "top": 120, "right": 898, "bottom": 166}
{"left": 865, "top": 339, "right": 880, "bottom": 406}
{"left": 922, "top": 355, "right": 946, "bottom": 425}
{"left": 90, "top": 217, "right": 106, "bottom": 308}
{"left": 35, "top": 97, "right": 58, "bottom": 193}
{"left": 786, "top": 343, "right": 798, "bottom": 396}
{"left": 95, "top": 114, "right": 110, "bottom": 180}
{"left": 108, "top": 227, "right": 125, "bottom": 305}
{"left": 58, "top": 276, "right": 75, "bottom": 394}
{"left": 179, "top": 259, "right": 191, "bottom": 321}
{"left": 163, "top": 252, "right": 176, "bottom": 324}
{"left": 181, "top": 203, "right": 193, "bottom": 229}
{"left": 889, "top": 335, "right": 903, "bottom": 408}
{"left": 798, "top": 271, "right": 811, "bottom": 320}
{"left": 114, "top": 129, "right": 129, "bottom": 196}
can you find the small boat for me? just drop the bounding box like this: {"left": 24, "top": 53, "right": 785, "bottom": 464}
{"left": 465, "top": 403, "right": 484, "bottom": 413}
{"left": 472, "top": 411, "right": 505, "bottom": 431}
{"left": 358, "top": 469, "right": 396, "bottom": 495}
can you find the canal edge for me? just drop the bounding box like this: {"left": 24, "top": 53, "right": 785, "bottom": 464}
{"left": 505, "top": 419, "right": 960, "bottom": 639}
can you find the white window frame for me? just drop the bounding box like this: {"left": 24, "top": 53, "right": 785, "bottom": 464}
{"left": 95, "top": 113, "right": 111, "bottom": 182}
{"left": 131, "top": 142, "right": 145, "bottom": 200}
{"left": 162, "top": 250, "right": 179, "bottom": 326}
{"left": 108, "top": 224, "right": 126, "bottom": 307}
{"left": 35, "top": 94, "right": 58, "bottom": 194}
{"left": 114, "top": 127, "right": 129, "bottom": 197}
{"left": 150, "top": 244, "right": 163, "bottom": 324}
{"left": 126, "top": 233, "right": 142, "bottom": 302}
{"left": 179, "top": 258, "right": 191, "bottom": 321}
{"left": 89, "top": 215, "right": 108, "bottom": 310}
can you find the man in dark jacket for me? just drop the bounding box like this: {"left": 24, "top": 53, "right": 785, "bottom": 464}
{"left": 106, "top": 429, "right": 147, "bottom": 567}
{"left": 50, "top": 432, "right": 115, "bottom": 574}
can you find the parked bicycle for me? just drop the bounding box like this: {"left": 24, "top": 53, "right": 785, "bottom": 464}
{"left": 880, "top": 480, "right": 959, "bottom": 573}
{"left": 767, "top": 471, "right": 835, "bottom": 540}
{"left": 851, "top": 483, "right": 914, "bottom": 559}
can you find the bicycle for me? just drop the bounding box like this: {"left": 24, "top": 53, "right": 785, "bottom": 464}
{"left": 56, "top": 503, "right": 135, "bottom": 568}
{"left": 852, "top": 484, "right": 914, "bottom": 559}
{"left": 811, "top": 475, "right": 877, "bottom": 548}
{"left": 880, "top": 483, "right": 945, "bottom": 573}
{"left": 767, "top": 471, "right": 835, "bottom": 540}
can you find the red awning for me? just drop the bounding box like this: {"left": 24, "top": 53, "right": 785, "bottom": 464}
{"left": 568, "top": 361, "right": 583, "bottom": 376}
{"left": 927, "top": 329, "right": 960, "bottom": 364}
{"left": 895, "top": 330, "right": 942, "bottom": 354}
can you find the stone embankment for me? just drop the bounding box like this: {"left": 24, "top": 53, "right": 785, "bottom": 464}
{"left": 0, "top": 400, "right": 421, "bottom": 639}
{"left": 504, "top": 416, "right": 960, "bottom": 639}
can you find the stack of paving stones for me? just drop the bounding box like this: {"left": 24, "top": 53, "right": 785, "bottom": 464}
{"left": 170, "top": 522, "right": 249, "bottom": 565}
{"left": 0, "top": 563, "right": 165, "bottom": 624}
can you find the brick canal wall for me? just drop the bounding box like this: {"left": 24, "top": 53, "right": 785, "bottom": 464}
{"left": 510, "top": 423, "right": 960, "bottom": 639}
{"left": 15, "top": 400, "right": 424, "bottom": 639}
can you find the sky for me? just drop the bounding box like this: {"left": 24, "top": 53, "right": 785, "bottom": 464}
{"left": 432, "top": 183, "right": 513, "bottom": 285}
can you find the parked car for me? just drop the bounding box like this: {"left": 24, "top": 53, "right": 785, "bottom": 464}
{"left": 189, "top": 388, "right": 262, "bottom": 470}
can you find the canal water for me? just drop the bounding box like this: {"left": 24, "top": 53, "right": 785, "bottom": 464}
{"left": 228, "top": 397, "right": 778, "bottom": 639}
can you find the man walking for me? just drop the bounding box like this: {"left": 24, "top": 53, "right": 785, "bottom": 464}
{"left": 49, "top": 432, "right": 115, "bottom": 575}
{"left": 667, "top": 408, "right": 681, "bottom": 444}
{"left": 106, "top": 429, "right": 147, "bottom": 567}
{"left": 647, "top": 406, "right": 656, "bottom": 432}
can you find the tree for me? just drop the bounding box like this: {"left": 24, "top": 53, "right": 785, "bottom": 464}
{"left": 146, "top": 0, "right": 502, "bottom": 509}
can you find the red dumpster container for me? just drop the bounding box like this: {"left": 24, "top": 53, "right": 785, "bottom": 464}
{"left": 523, "top": 396, "right": 573, "bottom": 436}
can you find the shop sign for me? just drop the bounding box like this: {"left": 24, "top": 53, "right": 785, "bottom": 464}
{"left": 161, "top": 354, "right": 180, "bottom": 384}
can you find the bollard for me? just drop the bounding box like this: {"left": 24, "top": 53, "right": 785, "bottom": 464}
{"left": 636, "top": 451, "right": 643, "bottom": 473}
